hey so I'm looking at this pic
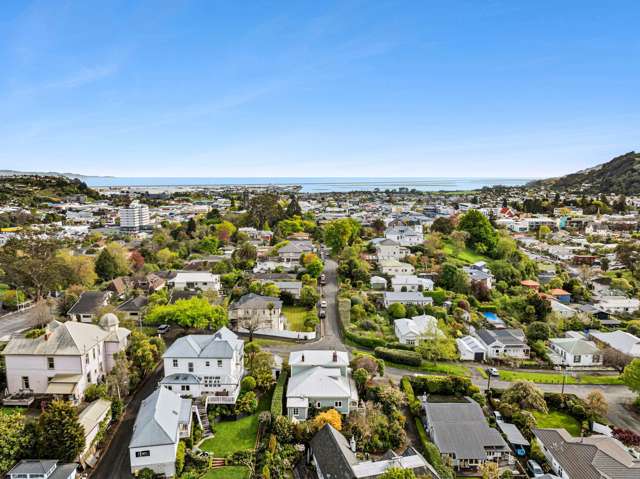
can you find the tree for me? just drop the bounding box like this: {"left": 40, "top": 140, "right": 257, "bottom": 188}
{"left": 458, "top": 210, "right": 498, "bottom": 255}
{"left": 248, "top": 193, "right": 284, "bottom": 228}
{"left": 300, "top": 286, "right": 320, "bottom": 309}
{"left": 95, "top": 248, "right": 119, "bottom": 281}
{"left": 585, "top": 390, "right": 608, "bottom": 418}
{"left": 250, "top": 352, "right": 275, "bottom": 389}
{"left": 286, "top": 195, "right": 302, "bottom": 217}
{"left": 36, "top": 400, "right": 85, "bottom": 462}
{"left": 603, "top": 347, "right": 632, "bottom": 372}
{"left": 0, "top": 236, "right": 67, "bottom": 299}
{"left": 244, "top": 341, "right": 261, "bottom": 370}
{"left": 323, "top": 218, "right": 361, "bottom": 254}
{"left": 387, "top": 303, "right": 406, "bottom": 319}
{"left": 353, "top": 368, "right": 370, "bottom": 394}
{"left": 622, "top": 359, "right": 640, "bottom": 398}
{"left": 233, "top": 242, "right": 257, "bottom": 269}
{"left": 450, "top": 230, "right": 469, "bottom": 254}
{"left": 58, "top": 250, "right": 97, "bottom": 287}
{"left": 155, "top": 247, "right": 180, "bottom": 268}
{"left": 146, "top": 297, "right": 228, "bottom": 330}
{"left": 312, "top": 409, "right": 342, "bottom": 431}
{"left": 0, "top": 409, "right": 34, "bottom": 473}
{"left": 501, "top": 381, "right": 548, "bottom": 413}
{"left": 215, "top": 221, "right": 237, "bottom": 244}
{"left": 431, "top": 217, "right": 455, "bottom": 235}
{"left": 305, "top": 258, "right": 324, "bottom": 278}
{"left": 437, "top": 263, "right": 469, "bottom": 293}
{"left": 128, "top": 331, "right": 163, "bottom": 375}
{"left": 351, "top": 354, "right": 380, "bottom": 376}
{"left": 537, "top": 225, "right": 551, "bottom": 240}
{"left": 478, "top": 461, "right": 499, "bottom": 479}
{"left": 105, "top": 351, "right": 132, "bottom": 399}
{"left": 526, "top": 321, "right": 551, "bottom": 342}
{"left": 417, "top": 336, "right": 457, "bottom": 363}
{"left": 379, "top": 468, "right": 416, "bottom": 479}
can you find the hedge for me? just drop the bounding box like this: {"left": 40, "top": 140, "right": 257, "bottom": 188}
{"left": 386, "top": 342, "right": 416, "bottom": 352}
{"left": 345, "top": 329, "right": 388, "bottom": 349}
{"left": 374, "top": 347, "right": 422, "bottom": 367}
{"left": 414, "top": 417, "right": 455, "bottom": 479}
{"left": 338, "top": 297, "right": 351, "bottom": 327}
{"left": 270, "top": 370, "right": 287, "bottom": 416}
{"left": 401, "top": 377, "right": 422, "bottom": 416}
{"left": 408, "top": 375, "right": 479, "bottom": 397}
{"left": 422, "top": 289, "right": 448, "bottom": 305}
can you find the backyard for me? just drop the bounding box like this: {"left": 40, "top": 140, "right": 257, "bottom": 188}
{"left": 202, "top": 466, "right": 250, "bottom": 479}
{"left": 533, "top": 410, "right": 582, "bottom": 436}
{"left": 442, "top": 242, "right": 489, "bottom": 264}
{"left": 283, "top": 305, "right": 312, "bottom": 332}
{"left": 200, "top": 391, "right": 272, "bottom": 457}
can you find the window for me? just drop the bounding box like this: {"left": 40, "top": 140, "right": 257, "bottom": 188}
{"left": 205, "top": 361, "right": 210, "bottom": 367}
{"left": 172, "top": 359, "right": 178, "bottom": 368}
{"left": 292, "top": 408, "right": 299, "bottom": 416}
{"left": 593, "top": 354, "right": 601, "bottom": 363}
{"left": 21, "top": 376, "right": 30, "bottom": 390}
{"left": 217, "top": 360, "right": 223, "bottom": 367}
{"left": 188, "top": 362, "right": 194, "bottom": 372}
{"left": 181, "top": 385, "right": 190, "bottom": 391}
{"left": 334, "top": 401, "right": 342, "bottom": 408}
{"left": 85, "top": 353, "right": 90, "bottom": 363}
{"left": 166, "top": 386, "right": 172, "bottom": 390}
{"left": 574, "top": 355, "right": 582, "bottom": 363}
{"left": 47, "top": 357, "right": 55, "bottom": 370}
{"left": 135, "top": 450, "right": 151, "bottom": 458}
{"left": 93, "top": 348, "right": 96, "bottom": 359}
{"left": 87, "top": 372, "right": 92, "bottom": 383}
{"left": 316, "top": 401, "right": 321, "bottom": 408}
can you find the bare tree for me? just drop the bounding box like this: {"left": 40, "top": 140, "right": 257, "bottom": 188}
{"left": 603, "top": 347, "right": 631, "bottom": 373}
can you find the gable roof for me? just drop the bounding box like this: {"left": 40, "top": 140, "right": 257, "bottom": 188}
{"left": 287, "top": 366, "right": 351, "bottom": 399}
{"left": 230, "top": 293, "right": 282, "bottom": 310}
{"left": 163, "top": 327, "right": 241, "bottom": 359}
{"left": 67, "top": 291, "right": 109, "bottom": 315}
{"left": 129, "top": 387, "right": 191, "bottom": 448}
{"left": 310, "top": 424, "right": 358, "bottom": 479}
{"left": 476, "top": 328, "right": 526, "bottom": 347}
{"left": 394, "top": 315, "right": 441, "bottom": 338}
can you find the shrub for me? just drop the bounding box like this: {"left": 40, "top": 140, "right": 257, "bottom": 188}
{"left": 414, "top": 418, "right": 455, "bottom": 479}
{"left": 84, "top": 383, "right": 109, "bottom": 402}
{"left": 386, "top": 342, "right": 416, "bottom": 352}
{"left": 235, "top": 391, "right": 258, "bottom": 415}
{"left": 422, "top": 289, "right": 448, "bottom": 305}
{"left": 401, "top": 377, "right": 422, "bottom": 416}
{"left": 374, "top": 347, "right": 422, "bottom": 367}
{"left": 613, "top": 427, "right": 640, "bottom": 446}
{"left": 344, "top": 329, "right": 387, "bottom": 349}
{"left": 270, "top": 371, "right": 287, "bottom": 416}
{"left": 409, "top": 375, "right": 478, "bottom": 397}
{"left": 176, "top": 441, "right": 186, "bottom": 475}
{"left": 241, "top": 375, "right": 257, "bottom": 392}
{"left": 359, "top": 319, "right": 379, "bottom": 331}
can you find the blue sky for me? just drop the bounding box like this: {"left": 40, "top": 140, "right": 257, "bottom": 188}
{"left": 1, "top": 1, "right": 639, "bottom": 177}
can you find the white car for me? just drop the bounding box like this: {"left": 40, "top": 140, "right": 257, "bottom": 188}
{"left": 320, "top": 300, "right": 328, "bottom": 309}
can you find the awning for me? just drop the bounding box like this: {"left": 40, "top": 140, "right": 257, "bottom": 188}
{"left": 46, "top": 374, "right": 81, "bottom": 395}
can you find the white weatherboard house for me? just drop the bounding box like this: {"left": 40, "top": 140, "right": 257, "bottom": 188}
{"left": 548, "top": 337, "right": 603, "bottom": 368}
{"left": 589, "top": 330, "right": 640, "bottom": 358}
{"left": 129, "top": 387, "right": 192, "bottom": 478}
{"left": 383, "top": 291, "right": 433, "bottom": 308}
{"left": 374, "top": 238, "right": 403, "bottom": 261}
{"left": 457, "top": 335, "right": 487, "bottom": 361}
{"left": 2, "top": 314, "right": 129, "bottom": 404}
{"left": 391, "top": 275, "right": 434, "bottom": 293}
{"left": 167, "top": 271, "right": 221, "bottom": 292}
{"left": 385, "top": 225, "right": 423, "bottom": 247}
{"left": 379, "top": 259, "right": 415, "bottom": 276}
{"left": 229, "top": 293, "right": 284, "bottom": 331}
{"left": 161, "top": 327, "right": 244, "bottom": 404}
{"left": 287, "top": 350, "right": 358, "bottom": 421}
{"left": 394, "top": 315, "right": 443, "bottom": 345}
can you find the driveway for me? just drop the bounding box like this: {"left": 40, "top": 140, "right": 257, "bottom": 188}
{"left": 91, "top": 365, "right": 164, "bottom": 479}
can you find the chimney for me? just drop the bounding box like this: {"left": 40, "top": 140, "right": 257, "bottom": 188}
{"left": 44, "top": 332, "right": 50, "bottom": 341}
{"left": 333, "top": 350, "right": 338, "bottom": 362}
{"left": 301, "top": 353, "right": 305, "bottom": 362}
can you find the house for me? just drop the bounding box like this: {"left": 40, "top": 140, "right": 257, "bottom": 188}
{"left": 269, "top": 280, "right": 303, "bottom": 298}
{"left": 463, "top": 262, "right": 493, "bottom": 290}
{"left": 394, "top": 315, "right": 443, "bottom": 345}
{"left": 422, "top": 396, "right": 510, "bottom": 471}
{"left": 589, "top": 330, "right": 640, "bottom": 358}
{"left": 549, "top": 288, "right": 571, "bottom": 304}
{"left": 379, "top": 259, "right": 415, "bottom": 276}
{"left": 115, "top": 295, "right": 148, "bottom": 322}
{"left": 532, "top": 428, "right": 640, "bottom": 479}
{"left": 107, "top": 276, "right": 132, "bottom": 298}
{"left": 520, "top": 279, "right": 540, "bottom": 291}
{"left": 308, "top": 424, "right": 439, "bottom": 479}
{"left": 67, "top": 291, "right": 111, "bottom": 323}
{"left": 167, "top": 271, "right": 221, "bottom": 292}
{"left": 161, "top": 327, "right": 244, "bottom": 404}
{"left": 229, "top": 293, "right": 284, "bottom": 331}
{"left": 374, "top": 238, "right": 403, "bottom": 261}
{"left": 391, "top": 275, "right": 434, "bottom": 293}
{"left": 78, "top": 398, "right": 112, "bottom": 466}
{"left": 385, "top": 225, "right": 423, "bottom": 247}
{"left": 286, "top": 350, "right": 358, "bottom": 420}
{"left": 595, "top": 296, "right": 640, "bottom": 315}
{"left": 277, "top": 240, "right": 315, "bottom": 264}
{"left": 383, "top": 292, "right": 433, "bottom": 308}
{"left": 135, "top": 272, "right": 166, "bottom": 292}
{"left": 2, "top": 314, "right": 130, "bottom": 404}
{"left": 457, "top": 335, "right": 487, "bottom": 361}
{"left": 544, "top": 297, "right": 577, "bottom": 318}
{"left": 6, "top": 460, "right": 78, "bottom": 479}
{"left": 129, "top": 387, "right": 193, "bottom": 478}
{"left": 548, "top": 338, "right": 602, "bottom": 368}
{"left": 370, "top": 276, "right": 388, "bottom": 290}
{"left": 475, "top": 329, "right": 530, "bottom": 360}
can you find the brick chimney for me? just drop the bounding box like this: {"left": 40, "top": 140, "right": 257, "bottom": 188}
{"left": 332, "top": 350, "right": 337, "bottom": 362}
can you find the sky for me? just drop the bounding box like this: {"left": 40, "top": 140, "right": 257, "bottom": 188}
{"left": 0, "top": 1, "right": 639, "bottom": 178}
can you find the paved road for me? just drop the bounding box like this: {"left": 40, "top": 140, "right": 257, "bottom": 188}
{"left": 91, "top": 366, "right": 164, "bottom": 479}
{"left": 0, "top": 307, "right": 48, "bottom": 339}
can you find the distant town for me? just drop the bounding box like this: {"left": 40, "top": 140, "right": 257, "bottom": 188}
{"left": 0, "top": 162, "right": 640, "bottom": 479}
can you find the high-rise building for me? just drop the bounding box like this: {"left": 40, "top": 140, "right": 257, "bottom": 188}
{"left": 119, "top": 201, "right": 151, "bottom": 231}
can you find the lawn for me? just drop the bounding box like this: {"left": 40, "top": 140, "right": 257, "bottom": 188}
{"left": 383, "top": 358, "right": 471, "bottom": 377}
{"left": 533, "top": 410, "right": 581, "bottom": 436}
{"left": 200, "top": 391, "right": 272, "bottom": 457}
{"left": 499, "top": 370, "right": 622, "bottom": 385}
{"left": 202, "top": 467, "right": 250, "bottom": 479}
{"left": 283, "top": 306, "right": 312, "bottom": 332}
{"left": 442, "top": 242, "right": 489, "bottom": 264}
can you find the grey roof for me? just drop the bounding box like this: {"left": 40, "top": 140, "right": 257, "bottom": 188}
{"left": 533, "top": 428, "right": 640, "bottom": 479}
{"left": 310, "top": 424, "right": 358, "bottom": 479}
{"left": 50, "top": 463, "right": 80, "bottom": 479}
{"left": 476, "top": 329, "right": 526, "bottom": 347}
{"left": 163, "top": 327, "right": 241, "bottom": 359}
{"left": 549, "top": 338, "right": 599, "bottom": 355}
{"left": 67, "top": 291, "right": 109, "bottom": 315}
{"left": 129, "top": 387, "right": 191, "bottom": 448}
{"left": 116, "top": 296, "right": 148, "bottom": 312}
{"left": 496, "top": 421, "right": 529, "bottom": 446}
{"left": 7, "top": 459, "right": 58, "bottom": 475}
{"left": 3, "top": 320, "right": 109, "bottom": 356}
{"left": 423, "top": 397, "right": 508, "bottom": 461}
{"left": 230, "top": 293, "right": 282, "bottom": 310}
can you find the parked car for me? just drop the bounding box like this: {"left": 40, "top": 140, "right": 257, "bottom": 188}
{"left": 487, "top": 367, "right": 500, "bottom": 377}
{"left": 493, "top": 410, "right": 502, "bottom": 422}
{"left": 319, "top": 309, "right": 326, "bottom": 319}
{"left": 157, "top": 324, "right": 170, "bottom": 334}
{"left": 320, "top": 300, "right": 327, "bottom": 309}
{"left": 526, "top": 459, "right": 544, "bottom": 477}
{"left": 320, "top": 274, "right": 326, "bottom": 285}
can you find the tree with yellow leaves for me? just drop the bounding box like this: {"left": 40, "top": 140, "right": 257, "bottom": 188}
{"left": 312, "top": 408, "right": 342, "bottom": 431}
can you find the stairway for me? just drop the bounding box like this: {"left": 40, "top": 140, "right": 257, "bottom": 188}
{"left": 211, "top": 458, "right": 226, "bottom": 469}
{"left": 196, "top": 398, "right": 212, "bottom": 437}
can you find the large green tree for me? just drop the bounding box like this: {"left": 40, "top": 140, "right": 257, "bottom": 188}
{"left": 35, "top": 400, "right": 85, "bottom": 463}
{"left": 146, "top": 297, "right": 228, "bottom": 330}
{"left": 622, "top": 359, "right": 640, "bottom": 398}
{"left": 458, "top": 210, "right": 498, "bottom": 255}
{"left": 0, "top": 409, "right": 34, "bottom": 474}
{"left": 323, "top": 218, "right": 361, "bottom": 254}
{"left": 437, "top": 263, "right": 469, "bottom": 293}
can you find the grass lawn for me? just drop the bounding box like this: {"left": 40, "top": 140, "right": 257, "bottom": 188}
{"left": 202, "top": 467, "right": 250, "bottom": 479}
{"left": 476, "top": 366, "right": 488, "bottom": 379}
{"left": 383, "top": 358, "right": 471, "bottom": 377}
{"left": 442, "top": 242, "right": 489, "bottom": 264}
{"left": 533, "top": 410, "right": 581, "bottom": 436}
{"left": 499, "top": 370, "right": 622, "bottom": 385}
{"left": 200, "top": 391, "right": 272, "bottom": 457}
{"left": 283, "top": 306, "right": 312, "bottom": 332}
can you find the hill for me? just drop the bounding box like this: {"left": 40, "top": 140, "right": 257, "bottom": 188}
{"left": 0, "top": 169, "right": 111, "bottom": 179}
{"left": 0, "top": 175, "right": 101, "bottom": 206}
{"left": 528, "top": 151, "right": 640, "bottom": 194}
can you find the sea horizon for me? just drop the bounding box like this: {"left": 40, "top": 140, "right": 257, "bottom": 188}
{"left": 84, "top": 176, "right": 535, "bottom": 193}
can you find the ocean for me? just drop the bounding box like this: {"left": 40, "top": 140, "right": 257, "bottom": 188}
{"left": 84, "top": 177, "right": 532, "bottom": 193}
